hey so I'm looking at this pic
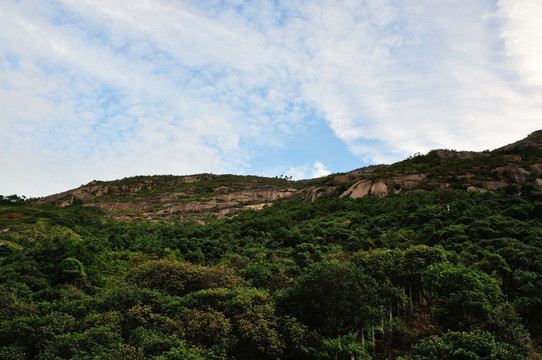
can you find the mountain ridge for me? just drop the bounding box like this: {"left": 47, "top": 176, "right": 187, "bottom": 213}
{"left": 35, "top": 130, "right": 542, "bottom": 221}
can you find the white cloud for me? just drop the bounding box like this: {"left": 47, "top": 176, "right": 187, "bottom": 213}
{"left": 286, "top": 161, "right": 331, "bottom": 180}
{"left": 498, "top": 0, "right": 542, "bottom": 87}
{"left": 312, "top": 162, "right": 331, "bottom": 178}
{"left": 284, "top": 166, "right": 306, "bottom": 181}
{"left": 295, "top": 0, "right": 542, "bottom": 162}
{"left": 1, "top": 0, "right": 542, "bottom": 197}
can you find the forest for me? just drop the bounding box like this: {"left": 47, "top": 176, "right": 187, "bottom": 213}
{"left": 2, "top": 183, "right": 542, "bottom": 360}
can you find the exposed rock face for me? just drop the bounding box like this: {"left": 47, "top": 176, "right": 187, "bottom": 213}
{"left": 91, "top": 202, "right": 148, "bottom": 212}
{"left": 332, "top": 174, "right": 360, "bottom": 185}
{"left": 219, "top": 189, "right": 296, "bottom": 202}
{"left": 370, "top": 180, "right": 389, "bottom": 198}
{"left": 492, "top": 167, "right": 530, "bottom": 184}
{"left": 341, "top": 174, "right": 426, "bottom": 199}
{"left": 306, "top": 186, "right": 338, "bottom": 203}
{"left": 536, "top": 178, "right": 542, "bottom": 191}
{"left": 480, "top": 181, "right": 507, "bottom": 190}
{"left": 151, "top": 189, "right": 297, "bottom": 217}
{"left": 35, "top": 182, "right": 151, "bottom": 207}
{"left": 341, "top": 180, "right": 372, "bottom": 199}
{"left": 467, "top": 186, "right": 488, "bottom": 193}
{"left": 436, "top": 150, "right": 487, "bottom": 160}
{"left": 504, "top": 155, "right": 521, "bottom": 162}
{"left": 35, "top": 175, "right": 301, "bottom": 221}
{"left": 389, "top": 174, "right": 427, "bottom": 191}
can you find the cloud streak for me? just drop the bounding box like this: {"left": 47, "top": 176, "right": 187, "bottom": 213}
{"left": 1, "top": 0, "right": 541, "bottom": 196}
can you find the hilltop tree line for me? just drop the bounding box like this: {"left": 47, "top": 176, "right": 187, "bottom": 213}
{"left": 1, "top": 187, "right": 542, "bottom": 359}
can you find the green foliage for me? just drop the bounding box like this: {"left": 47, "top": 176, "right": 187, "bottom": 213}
{"left": 320, "top": 333, "right": 370, "bottom": 360}
{"left": 423, "top": 263, "right": 503, "bottom": 331}
{"left": 155, "top": 343, "right": 206, "bottom": 360}
{"left": 405, "top": 330, "right": 526, "bottom": 360}
{"left": 127, "top": 259, "right": 241, "bottom": 296}
{"left": 0, "top": 194, "right": 29, "bottom": 205}
{"left": 181, "top": 308, "right": 232, "bottom": 358}
{"left": 58, "top": 257, "right": 87, "bottom": 283}
{"left": 1, "top": 183, "right": 542, "bottom": 358}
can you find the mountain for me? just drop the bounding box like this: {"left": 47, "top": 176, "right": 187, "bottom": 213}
{"left": 35, "top": 130, "right": 542, "bottom": 221}
{"left": 497, "top": 128, "right": 542, "bottom": 150}
{"left": 2, "top": 130, "right": 542, "bottom": 360}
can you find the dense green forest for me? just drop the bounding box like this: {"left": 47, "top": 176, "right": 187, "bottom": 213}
{"left": 2, "top": 184, "right": 542, "bottom": 359}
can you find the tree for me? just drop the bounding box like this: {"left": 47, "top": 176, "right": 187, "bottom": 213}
{"left": 181, "top": 308, "right": 232, "bottom": 359}
{"left": 402, "top": 330, "right": 526, "bottom": 360}
{"left": 58, "top": 257, "right": 87, "bottom": 284}
{"left": 179, "top": 287, "right": 283, "bottom": 360}
{"left": 423, "top": 263, "right": 502, "bottom": 331}
{"left": 320, "top": 333, "right": 370, "bottom": 360}
{"left": 127, "top": 259, "right": 241, "bottom": 296}
{"left": 280, "top": 260, "right": 363, "bottom": 338}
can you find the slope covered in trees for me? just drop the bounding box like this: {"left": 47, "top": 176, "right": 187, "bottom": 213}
{"left": 1, "top": 186, "right": 542, "bottom": 359}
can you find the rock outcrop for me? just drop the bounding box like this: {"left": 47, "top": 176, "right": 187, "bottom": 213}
{"left": 467, "top": 186, "right": 488, "bottom": 193}
{"left": 35, "top": 175, "right": 302, "bottom": 221}
{"left": 480, "top": 181, "right": 507, "bottom": 190}
{"left": 492, "top": 167, "right": 530, "bottom": 184}
{"left": 341, "top": 174, "right": 426, "bottom": 199}
{"left": 436, "top": 150, "right": 487, "bottom": 160}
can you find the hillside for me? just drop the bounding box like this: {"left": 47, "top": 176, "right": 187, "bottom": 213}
{"left": 35, "top": 130, "right": 542, "bottom": 221}
{"left": 34, "top": 174, "right": 300, "bottom": 222}
{"left": 1, "top": 130, "right": 542, "bottom": 360}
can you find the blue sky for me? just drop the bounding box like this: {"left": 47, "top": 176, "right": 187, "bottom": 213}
{"left": 1, "top": 0, "right": 541, "bottom": 197}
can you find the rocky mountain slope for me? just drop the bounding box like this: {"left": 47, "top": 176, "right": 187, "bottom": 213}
{"left": 34, "top": 174, "right": 300, "bottom": 222}
{"left": 35, "top": 130, "right": 542, "bottom": 221}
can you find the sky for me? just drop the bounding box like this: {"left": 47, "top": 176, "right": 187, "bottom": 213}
{"left": 1, "top": 0, "right": 541, "bottom": 197}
